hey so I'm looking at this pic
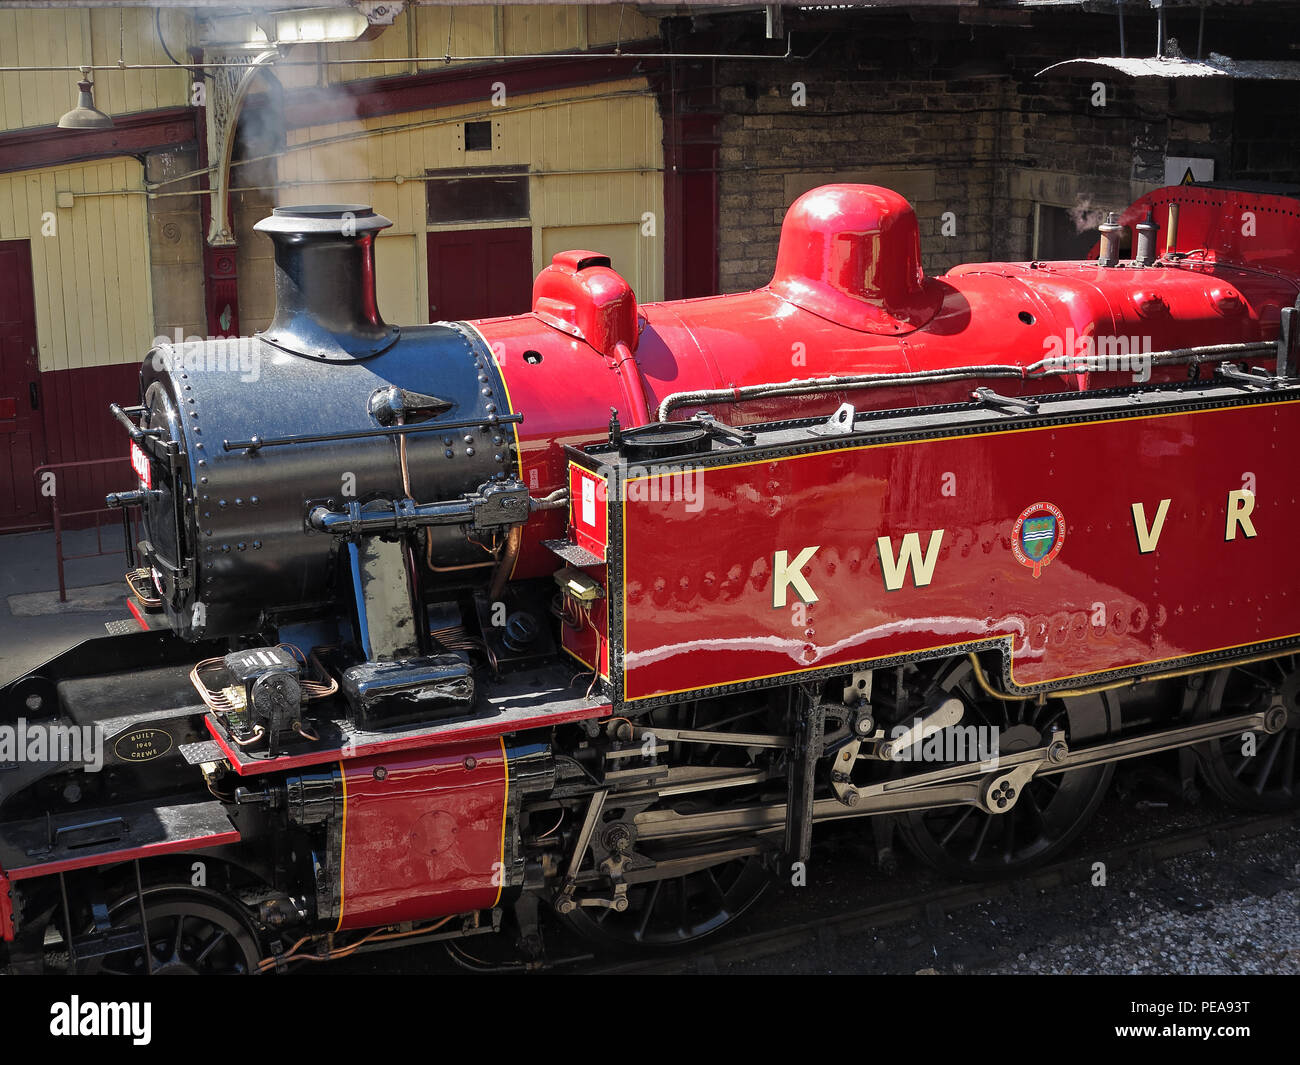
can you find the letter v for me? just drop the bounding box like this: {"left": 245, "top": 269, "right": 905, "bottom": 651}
{"left": 1131, "top": 499, "right": 1171, "bottom": 554}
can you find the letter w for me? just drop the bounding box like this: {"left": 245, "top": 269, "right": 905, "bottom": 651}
{"left": 877, "top": 530, "right": 945, "bottom": 591}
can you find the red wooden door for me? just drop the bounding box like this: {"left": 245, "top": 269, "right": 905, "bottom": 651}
{"left": 427, "top": 227, "right": 533, "bottom": 322}
{"left": 0, "top": 239, "right": 45, "bottom": 529}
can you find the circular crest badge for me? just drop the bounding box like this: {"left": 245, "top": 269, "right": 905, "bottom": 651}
{"left": 1011, "top": 501, "right": 1065, "bottom": 578}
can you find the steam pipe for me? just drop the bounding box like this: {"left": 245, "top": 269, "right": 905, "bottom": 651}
{"left": 613, "top": 341, "right": 652, "bottom": 427}
{"left": 489, "top": 527, "right": 524, "bottom": 603}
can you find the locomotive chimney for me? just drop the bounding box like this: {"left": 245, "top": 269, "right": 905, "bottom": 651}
{"left": 254, "top": 205, "right": 400, "bottom": 362}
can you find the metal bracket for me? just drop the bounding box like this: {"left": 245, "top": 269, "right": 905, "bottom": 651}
{"left": 1215, "top": 361, "right": 1282, "bottom": 389}
{"left": 972, "top": 387, "right": 1039, "bottom": 415}
{"left": 1277, "top": 297, "right": 1300, "bottom": 380}
{"left": 808, "top": 402, "right": 858, "bottom": 436}
{"left": 691, "top": 412, "right": 756, "bottom": 447}
{"left": 842, "top": 670, "right": 873, "bottom": 712}
{"left": 205, "top": 49, "right": 282, "bottom": 247}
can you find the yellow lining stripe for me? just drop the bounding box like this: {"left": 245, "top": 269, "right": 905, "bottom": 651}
{"left": 1013, "top": 629, "right": 1300, "bottom": 687}
{"left": 561, "top": 642, "right": 611, "bottom": 680}
{"left": 334, "top": 760, "right": 348, "bottom": 932}
{"left": 625, "top": 638, "right": 997, "bottom": 701}
{"left": 562, "top": 459, "right": 611, "bottom": 678}
{"left": 464, "top": 321, "right": 527, "bottom": 582}
{"left": 493, "top": 737, "right": 508, "bottom": 908}
{"left": 566, "top": 460, "right": 580, "bottom": 525}
{"left": 619, "top": 397, "right": 1300, "bottom": 699}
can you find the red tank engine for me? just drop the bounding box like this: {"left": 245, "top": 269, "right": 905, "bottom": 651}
{"left": 2, "top": 182, "right": 1299, "bottom": 970}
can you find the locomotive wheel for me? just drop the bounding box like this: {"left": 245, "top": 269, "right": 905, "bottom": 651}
{"left": 558, "top": 698, "right": 774, "bottom": 950}
{"left": 82, "top": 888, "right": 262, "bottom": 975}
{"left": 893, "top": 658, "right": 1113, "bottom": 881}
{"left": 558, "top": 855, "right": 770, "bottom": 950}
{"left": 1196, "top": 655, "right": 1300, "bottom": 811}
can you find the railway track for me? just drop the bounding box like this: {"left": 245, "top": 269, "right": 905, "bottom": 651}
{"left": 575, "top": 807, "right": 1300, "bottom": 975}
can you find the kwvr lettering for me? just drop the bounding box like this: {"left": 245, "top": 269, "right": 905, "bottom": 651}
{"left": 877, "top": 530, "right": 946, "bottom": 591}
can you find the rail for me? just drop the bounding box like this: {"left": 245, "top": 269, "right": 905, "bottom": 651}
{"left": 654, "top": 341, "right": 1280, "bottom": 422}
{"left": 31, "top": 457, "right": 139, "bottom": 602}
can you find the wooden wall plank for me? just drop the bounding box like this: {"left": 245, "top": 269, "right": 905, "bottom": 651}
{"left": 0, "top": 158, "right": 148, "bottom": 375}
{"left": 0, "top": 10, "right": 22, "bottom": 132}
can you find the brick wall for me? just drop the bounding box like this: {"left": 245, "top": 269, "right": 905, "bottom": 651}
{"left": 705, "top": 10, "right": 1292, "bottom": 293}
{"left": 715, "top": 72, "right": 1010, "bottom": 291}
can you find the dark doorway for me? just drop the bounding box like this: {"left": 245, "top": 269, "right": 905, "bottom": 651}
{"left": 426, "top": 227, "right": 534, "bottom": 322}
{"left": 0, "top": 239, "right": 45, "bottom": 529}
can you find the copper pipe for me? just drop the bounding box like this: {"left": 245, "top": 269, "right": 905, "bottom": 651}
{"left": 489, "top": 526, "right": 523, "bottom": 602}
{"left": 967, "top": 648, "right": 1293, "bottom": 702}
{"left": 231, "top": 725, "right": 266, "bottom": 747}
{"left": 396, "top": 414, "right": 413, "bottom": 499}
{"left": 425, "top": 527, "right": 498, "bottom": 572}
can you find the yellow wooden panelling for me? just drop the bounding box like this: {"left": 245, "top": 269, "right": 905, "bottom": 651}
{"left": 0, "top": 158, "right": 152, "bottom": 373}
{"left": 264, "top": 79, "right": 664, "bottom": 320}
{"left": 414, "top": 5, "right": 499, "bottom": 71}
{"left": 0, "top": 6, "right": 665, "bottom": 135}
{"left": 0, "top": 8, "right": 190, "bottom": 133}
{"left": 0, "top": 7, "right": 667, "bottom": 366}
{"left": 504, "top": 5, "right": 583, "bottom": 55}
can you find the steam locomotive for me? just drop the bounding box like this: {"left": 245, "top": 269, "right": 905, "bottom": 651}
{"left": 3, "top": 182, "right": 1299, "bottom": 973}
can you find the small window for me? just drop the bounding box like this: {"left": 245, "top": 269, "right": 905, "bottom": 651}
{"left": 464, "top": 120, "right": 493, "bottom": 152}
{"left": 426, "top": 166, "right": 529, "bottom": 225}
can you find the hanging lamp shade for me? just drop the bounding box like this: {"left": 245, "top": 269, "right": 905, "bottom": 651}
{"left": 58, "top": 70, "right": 113, "bottom": 130}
